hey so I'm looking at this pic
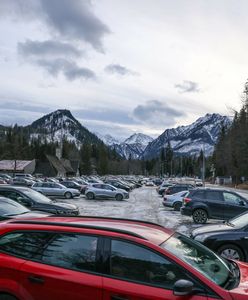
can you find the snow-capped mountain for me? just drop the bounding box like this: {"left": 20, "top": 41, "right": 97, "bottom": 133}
{"left": 28, "top": 109, "right": 100, "bottom": 147}
{"left": 143, "top": 113, "right": 232, "bottom": 159}
{"left": 95, "top": 133, "right": 120, "bottom": 146}
{"left": 111, "top": 133, "right": 154, "bottom": 159}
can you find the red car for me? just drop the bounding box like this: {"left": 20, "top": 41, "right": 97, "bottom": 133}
{"left": 0, "top": 216, "right": 247, "bottom": 300}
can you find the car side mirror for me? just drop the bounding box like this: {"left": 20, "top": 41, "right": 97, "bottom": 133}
{"left": 239, "top": 200, "right": 245, "bottom": 206}
{"left": 173, "top": 280, "right": 194, "bottom": 296}
{"left": 17, "top": 197, "right": 32, "bottom": 207}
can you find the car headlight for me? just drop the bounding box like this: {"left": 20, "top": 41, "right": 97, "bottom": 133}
{"left": 194, "top": 234, "right": 208, "bottom": 243}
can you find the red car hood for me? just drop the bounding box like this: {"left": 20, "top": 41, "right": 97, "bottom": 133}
{"left": 229, "top": 261, "right": 248, "bottom": 299}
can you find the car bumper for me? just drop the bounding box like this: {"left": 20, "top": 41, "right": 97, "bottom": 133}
{"left": 180, "top": 206, "right": 192, "bottom": 216}
{"left": 162, "top": 201, "right": 173, "bottom": 208}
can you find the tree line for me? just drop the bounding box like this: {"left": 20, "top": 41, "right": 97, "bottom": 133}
{"left": 213, "top": 87, "right": 248, "bottom": 183}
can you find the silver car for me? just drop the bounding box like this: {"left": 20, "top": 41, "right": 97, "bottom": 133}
{"left": 163, "top": 190, "right": 188, "bottom": 211}
{"left": 85, "top": 183, "right": 129, "bottom": 201}
{"left": 32, "top": 182, "right": 80, "bottom": 199}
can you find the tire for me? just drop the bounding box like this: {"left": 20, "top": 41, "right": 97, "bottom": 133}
{"left": 64, "top": 192, "right": 72, "bottom": 199}
{"left": 0, "top": 295, "right": 18, "bottom": 300}
{"left": 217, "top": 244, "right": 244, "bottom": 261}
{"left": 115, "top": 194, "right": 123, "bottom": 201}
{"left": 173, "top": 202, "right": 182, "bottom": 211}
{"left": 192, "top": 209, "right": 208, "bottom": 224}
{"left": 86, "top": 192, "right": 95, "bottom": 200}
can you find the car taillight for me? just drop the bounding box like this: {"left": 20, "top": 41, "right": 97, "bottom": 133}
{"left": 183, "top": 197, "right": 192, "bottom": 205}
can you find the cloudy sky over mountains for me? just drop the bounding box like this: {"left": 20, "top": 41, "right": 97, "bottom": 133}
{"left": 0, "top": 0, "right": 247, "bottom": 139}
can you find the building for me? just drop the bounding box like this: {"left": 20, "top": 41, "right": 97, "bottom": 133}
{"left": 0, "top": 160, "right": 36, "bottom": 175}
{"left": 35, "top": 155, "right": 79, "bottom": 177}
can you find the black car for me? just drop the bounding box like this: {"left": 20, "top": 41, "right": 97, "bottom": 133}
{"left": 0, "top": 197, "right": 51, "bottom": 220}
{"left": 191, "top": 211, "right": 248, "bottom": 262}
{"left": 0, "top": 186, "right": 79, "bottom": 216}
{"left": 61, "top": 180, "right": 84, "bottom": 193}
{"left": 181, "top": 188, "right": 248, "bottom": 224}
{"left": 105, "top": 180, "right": 130, "bottom": 192}
{"left": 164, "top": 184, "right": 194, "bottom": 195}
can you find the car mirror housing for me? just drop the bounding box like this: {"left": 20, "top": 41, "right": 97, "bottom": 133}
{"left": 173, "top": 279, "right": 194, "bottom": 296}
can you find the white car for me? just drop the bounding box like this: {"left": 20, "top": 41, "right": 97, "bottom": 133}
{"left": 162, "top": 190, "right": 188, "bottom": 211}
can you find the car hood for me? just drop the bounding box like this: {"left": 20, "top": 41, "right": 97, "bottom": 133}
{"left": 12, "top": 211, "right": 52, "bottom": 218}
{"left": 192, "top": 223, "right": 234, "bottom": 238}
{"left": 33, "top": 202, "right": 77, "bottom": 210}
{"left": 229, "top": 261, "right": 248, "bottom": 299}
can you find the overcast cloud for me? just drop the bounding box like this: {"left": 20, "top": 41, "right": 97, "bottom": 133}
{"left": 0, "top": 0, "right": 245, "bottom": 138}
{"left": 175, "top": 80, "right": 200, "bottom": 93}
{"left": 105, "top": 64, "right": 138, "bottom": 76}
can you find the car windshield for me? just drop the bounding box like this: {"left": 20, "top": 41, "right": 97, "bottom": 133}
{"left": 0, "top": 200, "right": 29, "bottom": 216}
{"left": 228, "top": 212, "right": 248, "bottom": 228}
{"left": 22, "top": 190, "right": 52, "bottom": 204}
{"left": 161, "top": 233, "right": 234, "bottom": 288}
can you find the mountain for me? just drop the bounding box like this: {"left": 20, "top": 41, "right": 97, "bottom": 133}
{"left": 27, "top": 109, "right": 101, "bottom": 147}
{"left": 111, "top": 133, "right": 154, "bottom": 159}
{"left": 143, "top": 113, "right": 232, "bottom": 159}
{"left": 95, "top": 133, "right": 120, "bottom": 146}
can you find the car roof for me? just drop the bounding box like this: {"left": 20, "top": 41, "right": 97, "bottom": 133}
{"left": 0, "top": 185, "right": 31, "bottom": 192}
{"left": 6, "top": 216, "right": 172, "bottom": 245}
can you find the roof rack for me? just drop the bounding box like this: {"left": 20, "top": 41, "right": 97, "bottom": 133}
{"left": 47, "top": 215, "right": 165, "bottom": 229}
{"left": 10, "top": 220, "right": 147, "bottom": 240}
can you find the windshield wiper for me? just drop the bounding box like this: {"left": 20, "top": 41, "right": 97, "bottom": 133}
{"left": 224, "top": 221, "right": 235, "bottom": 227}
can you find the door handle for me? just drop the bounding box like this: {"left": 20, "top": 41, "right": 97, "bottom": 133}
{"left": 111, "top": 295, "right": 128, "bottom": 300}
{"left": 28, "top": 275, "right": 45, "bottom": 284}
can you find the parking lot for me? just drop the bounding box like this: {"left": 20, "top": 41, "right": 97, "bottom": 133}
{"left": 55, "top": 186, "right": 205, "bottom": 235}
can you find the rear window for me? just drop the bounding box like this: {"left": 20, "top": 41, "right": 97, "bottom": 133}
{"left": 192, "top": 190, "right": 205, "bottom": 199}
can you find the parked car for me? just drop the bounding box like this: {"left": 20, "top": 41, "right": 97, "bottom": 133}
{"left": 181, "top": 188, "right": 248, "bottom": 224}
{"left": 0, "top": 174, "right": 12, "bottom": 184}
{"left": 0, "top": 197, "right": 51, "bottom": 219}
{"left": 145, "top": 180, "right": 155, "bottom": 186}
{"left": 61, "top": 180, "right": 85, "bottom": 193}
{"left": 164, "top": 184, "right": 194, "bottom": 195}
{"left": 0, "top": 179, "right": 7, "bottom": 184}
{"left": 105, "top": 180, "right": 130, "bottom": 192}
{"left": 195, "top": 179, "right": 203, "bottom": 187}
{"left": 163, "top": 190, "right": 189, "bottom": 211}
{"left": 157, "top": 183, "right": 174, "bottom": 195}
{"left": 85, "top": 183, "right": 129, "bottom": 201}
{"left": 32, "top": 182, "right": 80, "bottom": 199}
{"left": 0, "top": 216, "right": 246, "bottom": 300}
{"left": 12, "top": 177, "right": 35, "bottom": 187}
{"left": 191, "top": 211, "right": 248, "bottom": 262}
{"left": 0, "top": 186, "right": 79, "bottom": 215}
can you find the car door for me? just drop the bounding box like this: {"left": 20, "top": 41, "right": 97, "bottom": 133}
{"left": 223, "top": 192, "right": 248, "bottom": 219}
{"left": 204, "top": 191, "right": 224, "bottom": 219}
{"left": 103, "top": 184, "right": 115, "bottom": 198}
{"left": 19, "top": 232, "right": 103, "bottom": 300}
{"left": 102, "top": 238, "right": 215, "bottom": 300}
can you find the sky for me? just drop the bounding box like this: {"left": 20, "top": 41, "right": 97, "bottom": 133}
{"left": 0, "top": 0, "right": 247, "bottom": 140}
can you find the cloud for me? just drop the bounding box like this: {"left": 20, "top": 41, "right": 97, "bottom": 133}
{"left": 73, "top": 108, "right": 136, "bottom": 125}
{"left": 0, "top": 100, "right": 50, "bottom": 114}
{"left": 35, "top": 58, "right": 96, "bottom": 80}
{"left": 104, "top": 64, "right": 138, "bottom": 76}
{"left": 132, "top": 100, "right": 185, "bottom": 127}
{"left": 18, "top": 40, "right": 82, "bottom": 58}
{"left": 0, "top": 0, "right": 110, "bottom": 52}
{"left": 175, "top": 80, "right": 200, "bottom": 93}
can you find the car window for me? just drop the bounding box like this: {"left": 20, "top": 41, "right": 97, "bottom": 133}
{"left": 0, "top": 232, "right": 53, "bottom": 259}
{"left": 110, "top": 240, "right": 193, "bottom": 289}
{"left": 42, "top": 183, "right": 50, "bottom": 188}
{"left": 0, "top": 191, "right": 20, "bottom": 201}
{"left": 205, "top": 191, "right": 223, "bottom": 201}
{"left": 192, "top": 190, "right": 205, "bottom": 199}
{"left": 223, "top": 192, "right": 243, "bottom": 205}
{"left": 37, "top": 234, "right": 98, "bottom": 272}
{"left": 93, "top": 184, "right": 102, "bottom": 189}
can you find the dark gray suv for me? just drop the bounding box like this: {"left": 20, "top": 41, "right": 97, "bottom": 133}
{"left": 181, "top": 188, "right": 248, "bottom": 224}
